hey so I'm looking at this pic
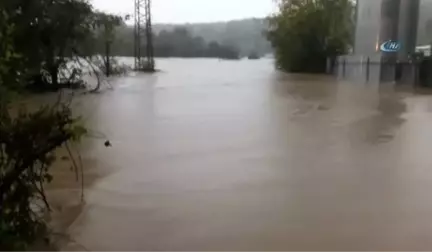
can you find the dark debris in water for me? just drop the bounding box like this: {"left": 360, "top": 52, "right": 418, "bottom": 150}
{"left": 104, "top": 140, "right": 112, "bottom": 147}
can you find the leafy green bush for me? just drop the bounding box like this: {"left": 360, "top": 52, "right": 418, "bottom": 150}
{"left": 0, "top": 103, "right": 87, "bottom": 250}
{"left": 267, "top": 0, "right": 354, "bottom": 73}
{"left": 0, "top": 7, "right": 87, "bottom": 250}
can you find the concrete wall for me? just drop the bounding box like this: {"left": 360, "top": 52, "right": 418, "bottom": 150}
{"left": 355, "top": 0, "right": 420, "bottom": 58}
{"left": 378, "top": 0, "right": 401, "bottom": 45}
{"left": 354, "top": 0, "right": 382, "bottom": 55}
{"left": 398, "top": 0, "right": 420, "bottom": 57}
{"left": 416, "top": 0, "right": 432, "bottom": 46}
{"left": 349, "top": 0, "right": 420, "bottom": 85}
{"left": 336, "top": 55, "right": 382, "bottom": 84}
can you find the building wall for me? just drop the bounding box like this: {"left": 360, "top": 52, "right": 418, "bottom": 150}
{"left": 398, "top": 0, "right": 420, "bottom": 58}
{"left": 348, "top": 0, "right": 421, "bottom": 84}
{"left": 354, "top": 0, "right": 382, "bottom": 55}
{"left": 417, "top": 0, "right": 432, "bottom": 46}
{"left": 379, "top": 0, "right": 401, "bottom": 56}
{"left": 354, "top": 0, "right": 420, "bottom": 57}
{"left": 336, "top": 55, "right": 382, "bottom": 84}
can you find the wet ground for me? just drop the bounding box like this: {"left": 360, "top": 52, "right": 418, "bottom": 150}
{"left": 51, "top": 58, "right": 432, "bottom": 250}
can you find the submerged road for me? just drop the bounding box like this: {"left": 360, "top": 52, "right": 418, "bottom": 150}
{"left": 59, "top": 58, "right": 432, "bottom": 250}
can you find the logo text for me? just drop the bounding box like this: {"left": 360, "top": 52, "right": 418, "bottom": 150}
{"left": 380, "top": 40, "right": 401, "bottom": 52}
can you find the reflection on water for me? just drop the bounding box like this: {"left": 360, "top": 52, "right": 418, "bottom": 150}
{"left": 48, "top": 58, "right": 432, "bottom": 250}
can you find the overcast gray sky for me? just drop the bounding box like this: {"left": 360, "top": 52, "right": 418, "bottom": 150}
{"left": 92, "top": 0, "right": 276, "bottom": 24}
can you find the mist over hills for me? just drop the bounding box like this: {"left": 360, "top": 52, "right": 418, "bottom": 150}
{"left": 153, "top": 18, "right": 272, "bottom": 56}
{"left": 110, "top": 18, "right": 272, "bottom": 57}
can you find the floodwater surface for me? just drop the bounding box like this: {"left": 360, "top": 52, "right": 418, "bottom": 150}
{"left": 56, "top": 58, "right": 432, "bottom": 250}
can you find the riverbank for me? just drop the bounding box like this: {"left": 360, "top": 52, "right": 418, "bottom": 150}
{"left": 8, "top": 89, "right": 111, "bottom": 250}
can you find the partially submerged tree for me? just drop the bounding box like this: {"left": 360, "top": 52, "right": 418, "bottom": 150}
{"left": 2, "top": 0, "right": 94, "bottom": 89}
{"left": 92, "top": 12, "right": 124, "bottom": 77}
{"left": 0, "top": 103, "right": 86, "bottom": 250}
{"left": 39, "top": 0, "right": 93, "bottom": 86}
{"left": 0, "top": 3, "right": 87, "bottom": 250}
{"left": 267, "top": 0, "right": 354, "bottom": 73}
{"left": 0, "top": 9, "right": 24, "bottom": 94}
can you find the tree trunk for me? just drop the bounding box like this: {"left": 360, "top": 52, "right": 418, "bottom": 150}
{"left": 105, "top": 42, "right": 111, "bottom": 77}
{"left": 50, "top": 66, "right": 59, "bottom": 86}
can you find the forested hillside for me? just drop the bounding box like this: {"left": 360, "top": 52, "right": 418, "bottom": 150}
{"left": 155, "top": 18, "right": 272, "bottom": 56}
{"left": 109, "top": 18, "right": 272, "bottom": 57}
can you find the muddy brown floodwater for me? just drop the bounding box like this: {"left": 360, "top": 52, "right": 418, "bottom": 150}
{"left": 49, "top": 58, "right": 432, "bottom": 250}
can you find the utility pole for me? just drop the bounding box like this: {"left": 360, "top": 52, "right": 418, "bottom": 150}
{"left": 134, "top": 0, "right": 155, "bottom": 72}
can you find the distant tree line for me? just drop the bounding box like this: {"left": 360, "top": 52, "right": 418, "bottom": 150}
{"left": 155, "top": 28, "right": 239, "bottom": 59}
{"left": 153, "top": 18, "right": 272, "bottom": 57}
{"left": 94, "top": 27, "right": 241, "bottom": 59}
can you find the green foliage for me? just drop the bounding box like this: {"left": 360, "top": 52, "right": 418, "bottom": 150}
{"left": 0, "top": 104, "right": 82, "bottom": 250}
{"left": 68, "top": 117, "right": 88, "bottom": 142}
{"left": 91, "top": 13, "right": 125, "bottom": 76}
{"left": 2, "top": 0, "right": 95, "bottom": 87}
{"left": 93, "top": 12, "right": 123, "bottom": 43}
{"left": 2, "top": 0, "right": 132, "bottom": 91}
{"left": 267, "top": 0, "right": 354, "bottom": 73}
{"left": 0, "top": 2, "right": 87, "bottom": 249}
{"left": 0, "top": 10, "right": 23, "bottom": 93}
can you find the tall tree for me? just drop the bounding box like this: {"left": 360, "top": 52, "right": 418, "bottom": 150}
{"left": 3, "top": 0, "right": 94, "bottom": 86}
{"left": 0, "top": 4, "right": 87, "bottom": 250}
{"left": 267, "top": 0, "right": 354, "bottom": 73}
{"left": 37, "top": 0, "right": 93, "bottom": 85}
{"left": 0, "top": 9, "right": 22, "bottom": 94}
{"left": 92, "top": 12, "right": 123, "bottom": 76}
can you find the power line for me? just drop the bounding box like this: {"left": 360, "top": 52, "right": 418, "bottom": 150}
{"left": 134, "top": 0, "right": 155, "bottom": 72}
